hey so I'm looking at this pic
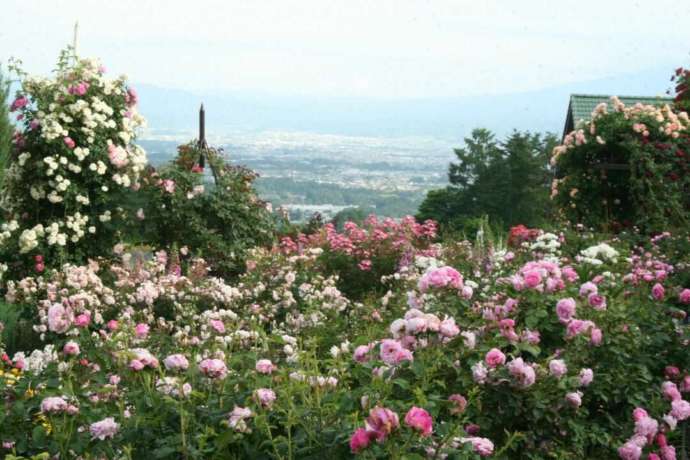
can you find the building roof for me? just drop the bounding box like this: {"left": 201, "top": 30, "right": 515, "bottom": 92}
{"left": 563, "top": 94, "right": 674, "bottom": 139}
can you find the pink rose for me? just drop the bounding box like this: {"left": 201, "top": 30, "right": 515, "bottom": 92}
{"left": 209, "top": 319, "right": 225, "bottom": 334}
{"left": 652, "top": 283, "right": 665, "bottom": 301}
{"left": 199, "top": 358, "right": 227, "bottom": 379}
{"left": 350, "top": 427, "right": 373, "bottom": 453}
{"left": 63, "top": 341, "right": 80, "bottom": 356}
{"left": 365, "top": 406, "right": 399, "bottom": 442}
{"left": 671, "top": 399, "right": 690, "bottom": 420}
{"left": 484, "top": 348, "right": 506, "bottom": 368}
{"left": 556, "top": 298, "right": 576, "bottom": 323}
{"left": 460, "top": 437, "right": 494, "bottom": 457}
{"left": 74, "top": 312, "right": 91, "bottom": 328}
{"left": 63, "top": 137, "right": 76, "bottom": 149}
{"left": 679, "top": 289, "right": 690, "bottom": 304}
{"left": 523, "top": 270, "right": 542, "bottom": 288}
{"left": 404, "top": 406, "right": 433, "bottom": 437}
{"left": 588, "top": 293, "right": 607, "bottom": 310}
{"left": 618, "top": 441, "right": 642, "bottom": 460}
{"left": 134, "top": 323, "right": 150, "bottom": 339}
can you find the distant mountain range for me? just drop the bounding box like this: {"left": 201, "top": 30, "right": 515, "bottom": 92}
{"left": 136, "top": 65, "right": 675, "bottom": 141}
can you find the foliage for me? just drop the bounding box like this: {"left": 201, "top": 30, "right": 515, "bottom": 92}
{"left": 0, "top": 65, "right": 13, "bottom": 184}
{"left": 330, "top": 207, "right": 375, "bottom": 231}
{"left": 133, "top": 142, "right": 277, "bottom": 278}
{"left": 0, "top": 48, "right": 147, "bottom": 280}
{"left": 552, "top": 97, "right": 690, "bottom": 232}
{"left": 417, "top": 129, "right": 557, "bottom": 235}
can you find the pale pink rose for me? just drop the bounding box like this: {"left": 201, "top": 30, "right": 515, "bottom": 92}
{"left": 671, "top": 399, "right": 690, "bottom": 421}
{"left": 507, "top": 357, "right": 536, "bottom": 387}
{"left": 634, "top": 416, "right": 658, "bottom": 441}
{"left": 63, "top": 137, "right": 76, "bottom": 149}
{"left": 618, "top": 441, "right": 642, "bottom": 460}
{"left": 484, "top": 348, "right": 505, "bottom": 368}
{"left": 209, "top": 319, "right": 225, "bottom": 334}
{"left": 107, "top": 320, "right": 118, "bottom": 331}
{"left": 353, "top": 344, "right": 373, "bottom": 363}
{"left": 556, "top": 298, "right": 576, "bottom": 323}
{"left": 663, "top": 381, "right": 682, "bottom": 401}
{"left": 162, "top": 179, "right": 176, "bottom": 194}
{"left": 129, "top": 359, "right": 145, "bottom": 371}
{"left": 590, "top": 327, "right": 603, "bottom": 346}
{"left": 255, "top": 359, "right": 276, "bottom": 374}
{"left": 460, "top": 437, "right": 494, "bottom": 457}
{"left": 549, "top": 359, "right": 568, "bottom": 378}
{"left": 199, "top": 358, "right": 227, "bottom": 379}
{"left": 565, "top": 391, "right": 582, "bottom": 408}
{"left": 588, "top": 293, "right": 607, "bottom": 310}
{"left": 579, "top": 368, "right": 594, "bottom": 387}
{"left": 579, "top": 281, "right": 598, "bottom": 296}
{"left": 90, "top": 417, "right": 119, "bottom": 440}
{"left": 163, "top": 354, "right": 189, "bottom": 371}
{"left": 254, "top": 388, "right": 276, "bottom": 408}
{"left": 41, "top": 396, "right": 68, "bottom": 413}
{"left": 404, "top": 406, "right": 433, "bottom": 437}
{"left": 380, "top": 339, "right": 413, "bottom": 365}
{"left": 48, "top": 303, "right": 73, "bottom": 334}
{"left": 439, "top": 317, "right": 460, "bottom": 338}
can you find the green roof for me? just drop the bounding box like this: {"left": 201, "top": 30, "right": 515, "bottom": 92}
{"left": 563, "top": 94, "right": 674, "bottom": 138}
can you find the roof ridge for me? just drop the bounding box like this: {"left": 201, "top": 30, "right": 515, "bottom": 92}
{"left": 569, "top": 93, "right": 673, "bottom": 100}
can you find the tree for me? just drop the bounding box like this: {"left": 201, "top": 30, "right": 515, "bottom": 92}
{"left": 417, "top": 129, "right": 557, "bottom": 234}
{"left": 0, "top": 65, "right": 12, "bottom": 183}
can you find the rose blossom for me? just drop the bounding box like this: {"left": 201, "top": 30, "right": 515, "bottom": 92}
{"left": 549, "top": 359, "right": 568, "bottom": 378}
{"left": 460, "top": 437, "right": 494, "bottom": 457}
{"left": 163, "top": 354, "right": 189, "bottom": 371}
{"left": 556, "top": 298, "right": 576, "bottom": 322}
{"left": 90, "top": 417, "right": 119, "bottom": 440}
{"left": 365, "top": 406, "right": 399, "bottom": 442}
{"left": 134, "top": 323, "right": 149, "bottom": 339}
{"left": 63, "top": 341, "right": 80, "bottom": 356}
{"left": 484, "top": 348, "right": 505, "bottom": 368}
{"left": 449, "top": 394, "right": 467, "bottom": 414}
{"left": 404, "top": 406, "right": 433, "bottom": 437}
{"left": 652, "top": 283, "right": 665, "bottom": 301}
{"left": 254, "top": 388, "right": 276, "bottom": 408}
{"left": 679, "top": 289, "right": 690, "bottom": 304}
{"left": 579, "top": 368, "right": 594, "bottom": 386}
{"left": 41, "top": 396, "right": 68, "bottom": 413}
{"left": 199, "top": 358, "right": 227, "bottom": 379}
{"left": 255, "top": 359, "right": 276, "bottom": 374}
{"left": 565, "top": 391, "right": 582, "bottom": 408}
{"left": 350, "top": 427, "right": 373, "bottom": 453}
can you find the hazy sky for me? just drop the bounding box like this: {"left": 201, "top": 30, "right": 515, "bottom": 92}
{"left": 2, "top": 0, "right": 690, "bottom": 98}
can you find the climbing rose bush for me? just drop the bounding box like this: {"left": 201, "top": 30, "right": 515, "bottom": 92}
{"left": 0, "top": 50, "right": 147, "bottom": 279}
{"left": 551, "top": 96, "right": 690, "bottom": 232}
{"left": 1, "top": 223, "right": 690, "bottom": 459}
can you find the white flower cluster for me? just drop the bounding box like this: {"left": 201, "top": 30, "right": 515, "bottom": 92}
{"left": 578, "top": 243, "right": 619, "bottom": 265}
{"left": 2, "top": 55, "right": 150, "bottom": 255}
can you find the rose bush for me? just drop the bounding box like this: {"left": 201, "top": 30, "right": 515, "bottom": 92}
{"left": 552, "top": 96, "right": 690, "bottom": 232}
{"left": 0, "top": 49, "right": 147, "bottom": 279}
{"left": 0, "top": 222, "right": 689, "bottom": 459}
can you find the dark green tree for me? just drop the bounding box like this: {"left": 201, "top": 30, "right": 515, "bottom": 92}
{"left": 0, "top": 65, "right": 12, "bottom": 183}
{"left": 417, "top": 129, "right": 557, "bottom": 234}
